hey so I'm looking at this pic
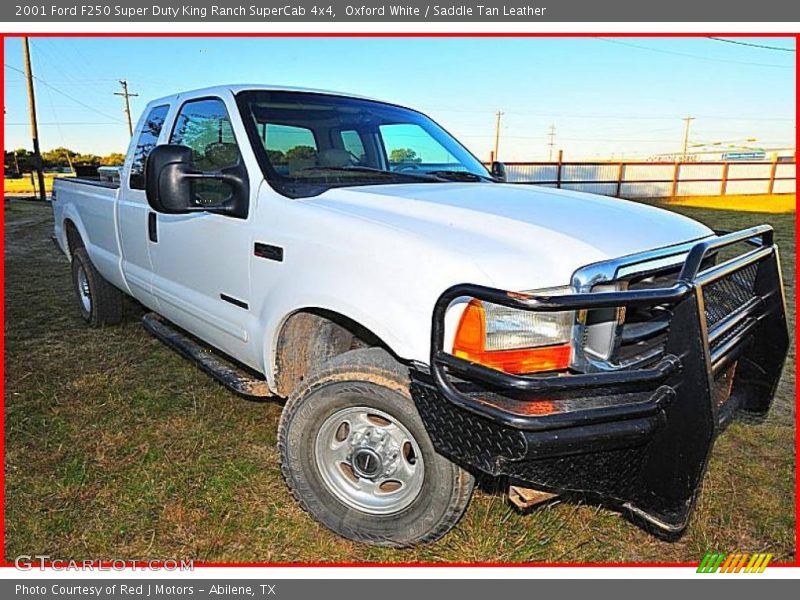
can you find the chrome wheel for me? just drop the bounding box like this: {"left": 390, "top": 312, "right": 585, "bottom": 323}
{"left": 77, "top": 264, "right": 92, "bottom": 313}
{"left": 314, "top": 406, "right": 424, "bottom": 515}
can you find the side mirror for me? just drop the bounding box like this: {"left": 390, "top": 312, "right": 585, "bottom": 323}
{"left": 490, "top": 161, "right": 507, "bottom": 182}
{"left": 145, "top": 144, "right": 248, "bottom": 217}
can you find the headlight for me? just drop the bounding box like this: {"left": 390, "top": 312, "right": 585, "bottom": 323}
{"left": 452, "top": 286, "right": 575, "bottom": 374}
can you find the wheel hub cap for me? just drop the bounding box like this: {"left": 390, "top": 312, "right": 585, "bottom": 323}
{"left": 77, "top": 265, "right": 92, "bottom": 313}
{"left": 348, "top": 426, "right": 399, "bottom": 479}
{"left": 314, "top": 406, "right": 424, "bottom": 515}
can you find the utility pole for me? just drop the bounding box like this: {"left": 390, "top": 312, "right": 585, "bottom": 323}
{"left": 22, "top": 37, "right": 47, "bottom": 202}
{"left": 681, "top": 115, "right": 695, "bottom": 161}
{"left": 115, "top": 79, "right": 139, "bottom": 137}
{"left": 547, "top": 124, "right": 556, "bottom": 161}
{"left": 493, "top": 111, "right": 504, "bottom": 162}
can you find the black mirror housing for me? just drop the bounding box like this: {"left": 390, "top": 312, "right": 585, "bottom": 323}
{"left": 490, "top": 161, "right": 507, "bottom": 182}
{"left": 145, "top": 144, "right": 249, "bottom": 218}
{"left": 145, "top": 144, "right": 195, "bottom": 213}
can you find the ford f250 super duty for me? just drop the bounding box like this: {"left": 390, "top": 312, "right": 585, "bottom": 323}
{"left": 52, "top": 85, "right": 789, "bottom": 547}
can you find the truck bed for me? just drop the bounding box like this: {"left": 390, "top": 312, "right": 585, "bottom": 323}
{"left": 52, "top": 175, "right": 122, "bottom": 291}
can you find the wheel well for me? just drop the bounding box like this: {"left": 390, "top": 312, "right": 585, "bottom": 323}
{"left": 273, "top": 308, "right": 389, "bottom": 397}
{"left": 64, "top": 219, "right": 84, "bottom": 258}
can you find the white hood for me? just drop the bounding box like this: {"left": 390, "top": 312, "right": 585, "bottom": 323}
{"left": 305, "top": 182, "right": 713, "bottom": 289}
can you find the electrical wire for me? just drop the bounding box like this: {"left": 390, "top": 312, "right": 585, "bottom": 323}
{"left": 4, "top": 63, "right": 125, "bottom": 124}
{"left": 706, "top": 37, "right": 795, "bottom": 52}
{"left": 594, "top": 37, "right": 794, "bottom": 69}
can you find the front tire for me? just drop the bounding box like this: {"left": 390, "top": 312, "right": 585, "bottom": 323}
{"left": 278, "top": 348, "right": 474, "bottom": 547}
{"left": 70, "top": 247, "right": 123, "bottom": 327}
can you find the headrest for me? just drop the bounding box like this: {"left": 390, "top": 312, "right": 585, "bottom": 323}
{"left": 318, "top": 149, "right": 353, "bottom": 168}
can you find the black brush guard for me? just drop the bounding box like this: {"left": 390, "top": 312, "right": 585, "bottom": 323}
{"left": 410, "top": 225, "right": 788, "bottom": 538}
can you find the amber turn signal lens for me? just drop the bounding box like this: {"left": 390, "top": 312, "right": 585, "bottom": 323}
{"left": 452, "top": 300, "right": 571, "bottom": 374}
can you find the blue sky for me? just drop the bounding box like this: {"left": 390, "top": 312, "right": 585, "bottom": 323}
{"left": 3, "top": 36, "right": 796, "bottom": 161}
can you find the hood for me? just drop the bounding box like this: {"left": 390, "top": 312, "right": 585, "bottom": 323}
{"left": 304, "top": 182, "right": 713, "bottom": 289}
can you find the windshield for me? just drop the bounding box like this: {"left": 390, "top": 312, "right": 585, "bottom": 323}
{"left": 236, "top": 90, "right": 492, "bottom": 198}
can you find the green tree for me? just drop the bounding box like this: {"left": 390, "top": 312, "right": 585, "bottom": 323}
{"left": 73, "top": 153, "right": 102, "bottom": 166}
{"left": 41, "top": 147, "right": 78, "bottom": 168}
{"left": 285, "top": 145, "right": 317, "bottom": 161}
{"left": 100, "top": 153, "right": 126, "bottom": 166}
{"left": 9, "top": 146, "right": 136, "bottom": 172}
{"left": 265, "top": 149, "right": 286, "bottom": 165}
{"left": 9, "top": 148, "right": 35, "bottom": 172}
{"left": 389, "top": 148, "right": 422, "bottom": 164}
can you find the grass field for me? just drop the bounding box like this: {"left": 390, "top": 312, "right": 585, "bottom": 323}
{"left": 3, "top": 197, "right": 795, "bottom": 564}
{"left": 2, "top": 173, "right": 72, "bottom": 195}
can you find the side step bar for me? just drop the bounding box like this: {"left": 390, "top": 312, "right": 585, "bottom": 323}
{"left": 142, "top": 313, "right": 273, "bottom": 399}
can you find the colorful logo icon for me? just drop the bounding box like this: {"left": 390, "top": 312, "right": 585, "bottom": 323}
{"left": 697, "top": 552, "right": 772, "bottom": 573}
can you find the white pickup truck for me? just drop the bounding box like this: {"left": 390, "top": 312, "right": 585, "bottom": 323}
{"left": 53, "top": 85, "right": 788, "bottom": 548}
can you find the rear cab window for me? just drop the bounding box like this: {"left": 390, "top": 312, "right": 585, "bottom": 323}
{"left": 128, "top": 104, "right": 170, "bottom": 190}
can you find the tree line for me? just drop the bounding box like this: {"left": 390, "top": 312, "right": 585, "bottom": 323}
{"left": 5, "top": 147, "right": 126, "bottom": 173}
{"left": 5, "top": 145, "right": 423, "bottom": 175}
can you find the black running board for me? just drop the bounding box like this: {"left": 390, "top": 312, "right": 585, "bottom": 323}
{"left": 142, "top": 312, "right": 273, "bottom": 398}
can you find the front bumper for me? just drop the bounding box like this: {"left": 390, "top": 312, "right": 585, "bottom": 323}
{"left": 410, "top": 226, "right": 789, "bottom": 538}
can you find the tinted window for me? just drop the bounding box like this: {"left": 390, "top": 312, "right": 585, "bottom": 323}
{"left": 380, "top": 123, "right": 461, "bottom": 169}
{"left": 340, "top": 130, "right": 366, "bottom": 163}
{"left": 170, "top": 98, "right": 241, "bottom": 205}
{"left": 237, "top": 90, "right": 489, "bottom": 199}
{"left": 129, "top": 104, "right": 169, "bottom": 190}
{"left": 260, "top": 124, "right": 318, "bottom": 175}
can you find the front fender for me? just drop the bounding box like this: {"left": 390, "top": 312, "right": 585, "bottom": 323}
{"left": 259, "top": 289, "right": 433, "bottom": 391}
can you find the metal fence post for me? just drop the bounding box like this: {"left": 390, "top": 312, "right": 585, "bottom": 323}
{"left": 720, "top": 162, "right": 730, "bottom": 196}
{"left": 615, "top": 162, "right": 625, "bottom": 197}
{"left": 767, "top": 156, "right": 779, "bottom": 194}
{"left": 671, "top": 161, "right": 681, "bottom": 198}
{"left": 556, "top": 150, "right": 563, "bottom": 189}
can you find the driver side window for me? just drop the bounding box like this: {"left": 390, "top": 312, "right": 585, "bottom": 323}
{"left": 170, "top": 98, "right": 241, "bottom": 206}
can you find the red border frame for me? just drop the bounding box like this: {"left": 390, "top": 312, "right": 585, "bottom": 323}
{"left": 0, "top": 30, "right": 797, "bottom": 570}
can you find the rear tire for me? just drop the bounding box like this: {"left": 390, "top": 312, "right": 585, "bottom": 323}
{"left": 278, "top": 347, "right": 474, "bottom": 547}
{"left": 71, "top": 247, "right": 123, "bottom": 327}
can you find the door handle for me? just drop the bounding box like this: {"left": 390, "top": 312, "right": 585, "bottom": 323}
{"left": 148, "top": 212, "right": 158, "bottom": 243}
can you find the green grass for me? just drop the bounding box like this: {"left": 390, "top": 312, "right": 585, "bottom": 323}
{"left": 3, "top": 197, "right": 795, "bottom": 564}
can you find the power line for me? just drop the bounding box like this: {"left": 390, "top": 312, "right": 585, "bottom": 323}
{"left": 30, "top": 39, "right": 117, "bottom": 96}
{"left": 459, "top": 132, "right": 795, "bottom": 144}
{"left": 706, "top": 37, "right": 796, "bottom": 52}
{"left": 594, "top": 37, "right": 794, "bottom": 69}
{"left": 4, "top": 63, "right": 125, "bottom": 124}
{"left": 547, "top": 124, "right": 556, "bottom": 161}
{"left": 419, "top": 104, "right": 794, "bottom": 122}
